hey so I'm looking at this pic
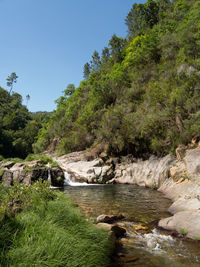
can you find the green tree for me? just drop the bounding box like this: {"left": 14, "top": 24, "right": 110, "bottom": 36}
{"left": 90, "top": 50, "right": 101, "bottom": 72}
{"left": 125, "top": 0, "right": 159, "bottom": 37}
{"left": 63, "top": 84, "right": 75, "bottom": 97}
{"left": 101, "top": 47, "right": 110, "bottom": 64}
{"left": 109, "top": 34, "right": 125, "bottom": 62}
{"left": 83, "top": 62, "right": 91, "bottom": 79}
{"left": 6, "top": 72, "right": 18, "bottom": 94}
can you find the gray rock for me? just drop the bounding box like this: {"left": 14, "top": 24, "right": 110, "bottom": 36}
{"left": 184, "top": 149, "right": 200, "bottom": 181}
{"left": 159, "top": 210, "right": 200, "bottom": 239}
{"left": 2, "top": 170, "right": 13, "bottom": 185}
{"left": 177, "top": 63, "right": 198, "bottom": 76}
{"left": 97, "top": 214, "right": 125, "bottom": 224}
{"left": 0, "top": 161, "right": 15, "bottom": 169}
{"left": 168, "top": 197, "right": 200, "bottom": 214}
{"left": 114, "top": 155, "right": 175, "bottom": 188}
{"left": 111, "top": 225, "right": 126, "bottom": 238}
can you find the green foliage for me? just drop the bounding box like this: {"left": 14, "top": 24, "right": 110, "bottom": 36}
{"left": 179, "top": 228, "right": 188, "bottom": 236}
{"left": 34, "top": 0, "right": 200, "bottom": 157}
{"left": 125, "top": 0, "right": 161, "bottom": 37}
{"left": 0, "top": 183, "right": 112, "bottom": 267}
{"left": 6, "top": 72, "right": 18, "bottom": 94}
{"left": 0, "top": 86, "right": 49, "bottom": 159}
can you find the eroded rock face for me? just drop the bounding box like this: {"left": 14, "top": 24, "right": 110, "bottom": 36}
{"left": 158, "top": 176, "right": 200, "bottom": 239}
{"left": 0, "top": 160, "right": 64, "bottom": 187}
{"left": 184, "top": 149, "right": 200, "bottom": 181}
{"left": 54, "top": 154, "right": 114, "bottom": 184}
{"left": 114, "top": 155, "right": 175, "bottom": 188}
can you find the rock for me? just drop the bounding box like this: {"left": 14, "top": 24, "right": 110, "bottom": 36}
{"left": 111, "top": 225, "right": 126, "bottom": 238}
{"left": 184, "top": 149, "right": 200, "bottom": 181}
{"left": 96, "top": 223, "right": 112, "bottom": 231}
{"left": 158, "top": 210, "right": 200, "bottom": 239}
{"left": 50, "top": 168, "right": 65, "bottom": 187}
{"left": 0, "top": 160, "right": 64, "bottom": 186}
{"left": 177, "top": 63, "right": 198, "bottom": 76}
{"left": 2, "top": 170, "right": 13, "bottom": 185}
{"left": 97, "top": 214, "right": 125, "bottom": 224}
{"left": 168, "top": 197, "right": 200, "bottom": 214}
{"left": 97, "top": 223, "right": 126, "bottom": 238}
{"left": 0, "top": 161, "right": 15, "bottom": 169}
{"left": 169, "top": 161, "right": 187, "bottom": 181}
{"left": 94, "top": 167, "right": 102, "bottom": 177}
{"left": 114, "top": 155, "right": 175, "bottom": 188}
{"left": 59, "top": 160, "right": 103, "bottom": 183}
{"left": 99, "top": 165, "right": 114, "bottom": 183}
{"left": 176, "top": 144, "right": 187, "bottom": 160}
{"left": 106, "top": 178, "right": 117, "bottom": 184}
{"left": 134, "top": 225, "right": 148, "bottom": 231}
{"left": 99, "top": 152, "right": 108, "bottom": 160}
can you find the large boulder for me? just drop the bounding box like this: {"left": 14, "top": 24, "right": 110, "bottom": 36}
{"left": 97, "top": 214, "right": 125, "bottom": 224}
{"left": 114, "top": 155, "right": 175, "bottom": 188}
{"left": 54, "top": 155, "right": 114, "bottom": 184}
{"left": 184, "top": 149, "right": 200, "bottom": 181}
{"left": 159, "top": 210, "right": 200, "bottom": 239}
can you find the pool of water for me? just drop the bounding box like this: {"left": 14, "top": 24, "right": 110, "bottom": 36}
{"left": 64, "top": 184, "right": 200, "bottom": 266}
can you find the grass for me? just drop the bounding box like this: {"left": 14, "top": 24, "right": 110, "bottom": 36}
{"left": 179, "top": 228, "right": 188, "bottom": 236}
{"left": 0, "top": 154, "right": 60, "bottom": 169}
{"left": 0, "top": 182, "right": 112, "bottom": 267}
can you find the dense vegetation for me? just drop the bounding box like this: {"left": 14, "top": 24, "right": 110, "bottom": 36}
{"left": 0, "top": 181, "right": 112, "bottom": 266}
{"left": 33, "top": 0, "right": 200, "bottom": 157}
{"left": 0, "top": 85, "right": 50, "bottom": 159}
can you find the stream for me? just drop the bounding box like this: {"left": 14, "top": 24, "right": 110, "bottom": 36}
{"left": 63, "top": 177, "right": 200, "bottom": 266}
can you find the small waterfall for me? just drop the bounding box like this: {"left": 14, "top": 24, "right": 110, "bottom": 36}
{"left": 64, "top": 172, "right": 93, "bottom": 186}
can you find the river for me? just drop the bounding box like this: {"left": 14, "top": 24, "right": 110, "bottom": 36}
{"left": 63, "top": 183, "right": 200, "bottom": 266}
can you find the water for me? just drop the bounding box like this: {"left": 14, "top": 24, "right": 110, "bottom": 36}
{"left": 63, "top": 182, "right": 200, "bottom": 266}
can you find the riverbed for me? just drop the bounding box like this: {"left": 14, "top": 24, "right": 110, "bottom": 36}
{"left": 64, "top": 184, "right": 200, "bottom": 266}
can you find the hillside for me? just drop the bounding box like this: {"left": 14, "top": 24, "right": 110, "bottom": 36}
{"left": 0, "top": 87, "right": 49, "bottom": 159}
{"left": 34, "top": 0, "right": 200, "bottom": 157}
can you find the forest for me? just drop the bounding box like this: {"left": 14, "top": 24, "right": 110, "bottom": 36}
{"left": 0, "top": 80, "right": 50, "bottom": 159}
{"left": 1, "top": 0, "right": 200, "bottom": 159}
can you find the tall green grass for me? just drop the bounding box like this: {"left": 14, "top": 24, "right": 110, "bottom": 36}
{"left": 0, "top": 183, "right": 112, "bottom": 267}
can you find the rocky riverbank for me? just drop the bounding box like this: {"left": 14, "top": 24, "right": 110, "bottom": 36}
{"left": 0, "top": 159, "right": 65, "bottom": 187}
{"left": 53, "top": 141, "right": 200, "bottom": 240}
{"left": 1, "top": 140, "right": 200, "bottom": 240}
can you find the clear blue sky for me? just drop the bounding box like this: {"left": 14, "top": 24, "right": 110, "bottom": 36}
{"left": 0, "top": 0, "right": 144, "bottom": 112}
